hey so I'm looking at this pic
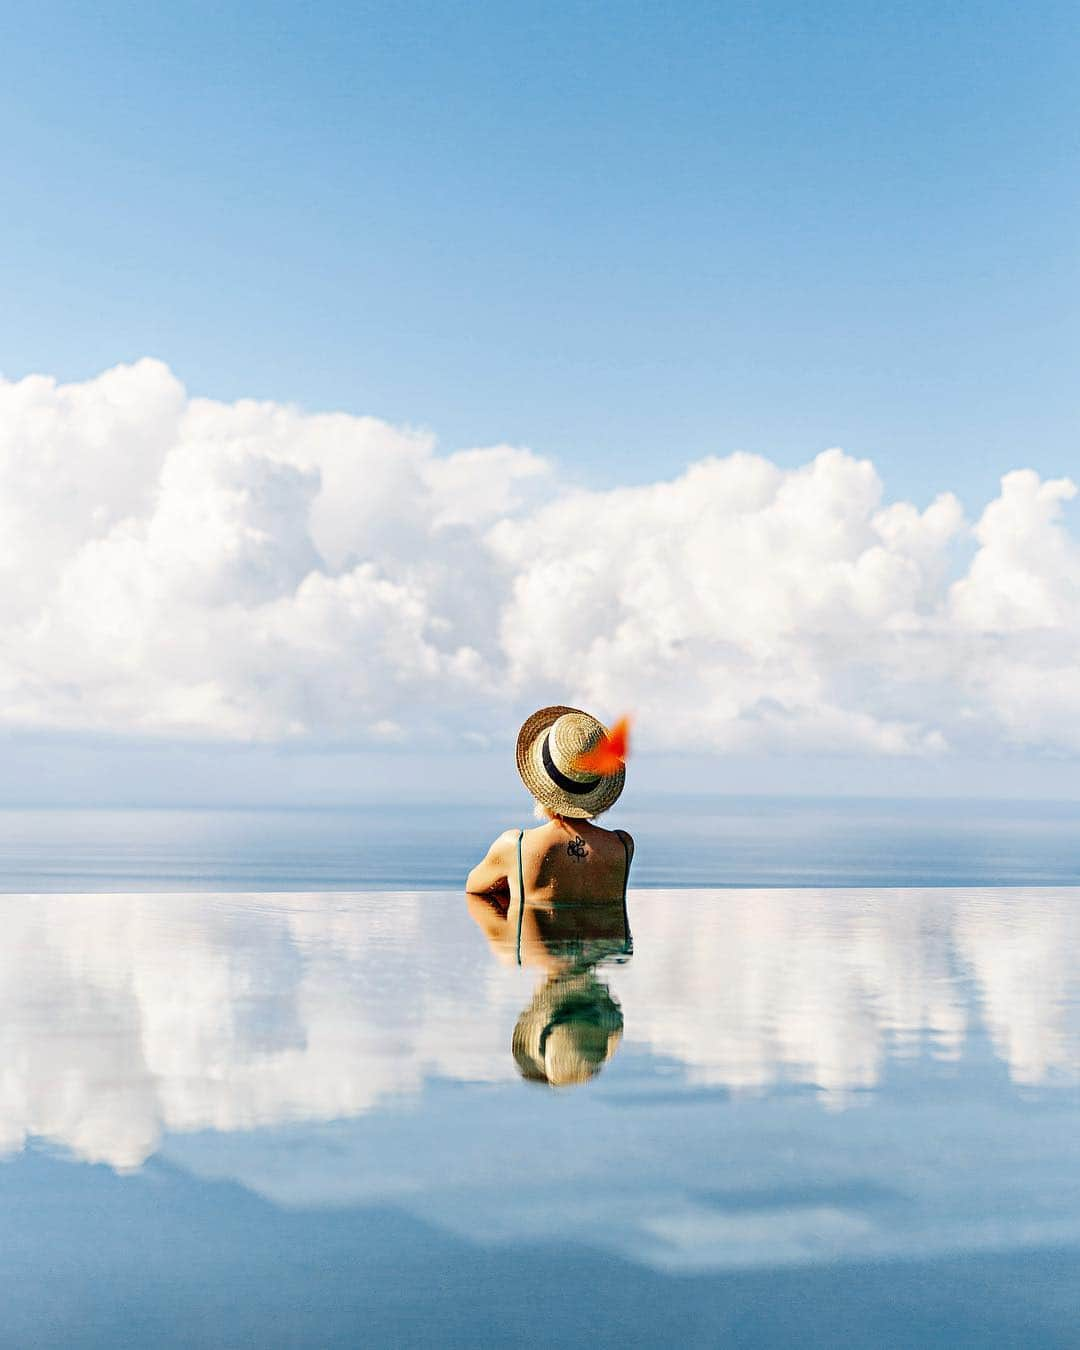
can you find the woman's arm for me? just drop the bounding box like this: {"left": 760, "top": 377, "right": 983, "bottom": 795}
{"left": 465, "top": 829, "right": 518, "bottom": 896}
{"left": 465, "top": 892, "right": 510, "bottom": 936}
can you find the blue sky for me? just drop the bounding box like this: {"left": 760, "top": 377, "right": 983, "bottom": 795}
{"left": 4, "top": 0, "right": 1077, "bottom": 509}
{"left": 2, "top": 1, "right": 1079, "bottom": 803}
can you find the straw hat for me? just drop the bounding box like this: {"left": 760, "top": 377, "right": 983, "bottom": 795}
{"left": 516, "top": 705, "right": 626, "bottom": 819}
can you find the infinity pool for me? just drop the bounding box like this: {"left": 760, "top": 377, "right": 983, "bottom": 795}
{"left": 3, "top": 887, "right": 1080, "bottom": 1346}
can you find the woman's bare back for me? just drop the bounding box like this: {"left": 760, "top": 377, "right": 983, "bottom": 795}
{"left": 465, "top": 816, "right": 634, "bottom": 912}
{"left": 519, "top": 819, "right": 633, "bottom": 905}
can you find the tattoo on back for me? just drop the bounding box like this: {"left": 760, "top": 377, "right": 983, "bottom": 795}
{"left": 567, "top": 835, "right": 588, "bottom": 861}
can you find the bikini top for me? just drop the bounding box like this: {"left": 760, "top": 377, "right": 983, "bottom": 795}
{"left": 514, "top": 828, "right": 633, "bottom": 966}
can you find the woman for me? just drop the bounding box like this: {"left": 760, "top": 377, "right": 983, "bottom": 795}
{"left": 465, "top": 705, "right": 634, "bottom": 912}
{"left": 465, "top": 705, "right": 634, "bottom": 1086}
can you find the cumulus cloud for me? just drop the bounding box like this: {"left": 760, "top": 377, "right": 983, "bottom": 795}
{"left": 2, "top": 358, "right": 1078, "bottom": 753}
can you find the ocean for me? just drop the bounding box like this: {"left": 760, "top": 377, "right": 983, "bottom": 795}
{"left": 2, "top": 795, "right": 1079, "bottom": 890}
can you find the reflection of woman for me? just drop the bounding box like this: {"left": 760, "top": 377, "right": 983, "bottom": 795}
{"left": 465, "top": 893, "right": 631, "bottom": 1085}
{"left": 466, "top": 706, "right": 634, "bottom": 1086}
{"left": 511, "top": 970, "right": 624, "bottom": 1086}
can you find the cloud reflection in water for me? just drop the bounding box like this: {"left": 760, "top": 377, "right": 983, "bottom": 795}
{"left": 1, "top": 889, "right": 1078, "bottom": 1172}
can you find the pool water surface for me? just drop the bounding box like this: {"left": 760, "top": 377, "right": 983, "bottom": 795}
{"left": 2, "top": 886, "right": 1080, "bottom": 1347}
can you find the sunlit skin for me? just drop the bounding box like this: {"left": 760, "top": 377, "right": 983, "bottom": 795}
{"left": 466, "top": 816, "right": 633, "bottom": 904}
{"left": 466, "top": 816, "right": 634, "bottom": 970}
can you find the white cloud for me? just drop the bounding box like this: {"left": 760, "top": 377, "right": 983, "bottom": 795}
{"left": 2, "top": 358, "right": 1079, "bottom": 754}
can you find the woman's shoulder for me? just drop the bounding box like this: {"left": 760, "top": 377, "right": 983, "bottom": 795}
{"left": 611, "top": 827, "right": 635, "bottom": 854}
{"left": 599, "top": 823, "right": 634, "bottom": 845}
{"left": 492, "top": 826, "right": 524, "bottom": 848}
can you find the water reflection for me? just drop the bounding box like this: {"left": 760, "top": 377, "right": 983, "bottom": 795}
{"left": 1, "top": 889, "right": 1079, "bottom": 1171}
{"left": 466, "top": 890, "right": 631, "bottom": 1085}
{"left": 621, "top": 889, "right": 1080, "bottom": 1103}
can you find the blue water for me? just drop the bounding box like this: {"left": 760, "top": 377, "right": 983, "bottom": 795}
{"left": 3, "top": 809, "right": 1080, "bottom": 1345}
{"left": 1, "top": 797, "right": 1079, "bottom": 889}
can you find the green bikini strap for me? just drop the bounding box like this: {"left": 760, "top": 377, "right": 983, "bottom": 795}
{"left": 617, "top": 829, "right": 632, "bottom": 946}
{"left": 515, "top": 829, "right": 525, "bottom": 965}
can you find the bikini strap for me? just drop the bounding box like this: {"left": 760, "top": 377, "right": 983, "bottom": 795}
{"left": 515, "top": 829, "right": 525, "bottom": 966}
{"left": 615, "top": 829, "right": 633, "bottom": 947}
{"left": 615, "top": 831, "right": 630, "bottom": 892}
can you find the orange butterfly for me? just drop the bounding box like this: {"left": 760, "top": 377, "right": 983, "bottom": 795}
{"left": 574, "top": 715, "right": 631, "bottom": 776}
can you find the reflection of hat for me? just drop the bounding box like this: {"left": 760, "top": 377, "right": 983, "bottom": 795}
{"left": 512, "top": 971, "right": 624, "bottom": 1087}
{"left": 516, "top": 706, "right": 625, "bottom": 820}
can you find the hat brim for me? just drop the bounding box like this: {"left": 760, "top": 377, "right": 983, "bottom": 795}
{"left": 515, "top": 705, "right": 626, "bottom": 819}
